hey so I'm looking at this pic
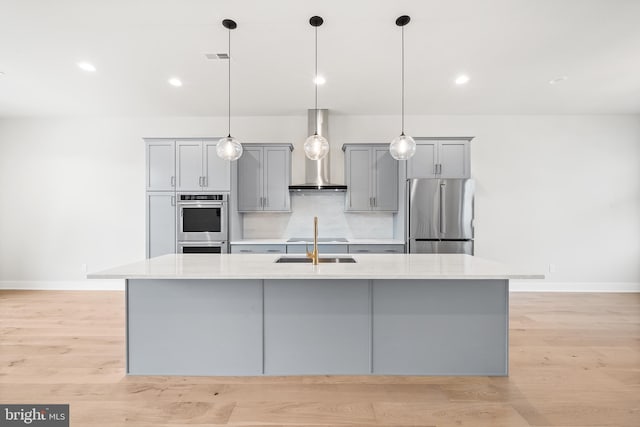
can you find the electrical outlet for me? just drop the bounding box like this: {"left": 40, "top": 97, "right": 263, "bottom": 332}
{"left": 81, "top": 263, "right": 88, "bottom": 274}
{"left": 548, "top": 263, "right": 556, "bottom": 273}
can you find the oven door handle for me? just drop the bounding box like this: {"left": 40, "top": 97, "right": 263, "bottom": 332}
{"left": 177, "top": 202, "right": 226, "bottom": 207}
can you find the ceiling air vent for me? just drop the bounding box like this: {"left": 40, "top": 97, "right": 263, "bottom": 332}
{"left": 205, "top": 53, "right": 229, "bottom": 60}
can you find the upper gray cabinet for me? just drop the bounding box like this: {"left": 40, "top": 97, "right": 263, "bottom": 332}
{"left": 146, "top": 139, "right": 230, "bottom": 193}
{"left": 146, "top": 140, "right": 175, "bottom": 191}
{"left": 176, "top": 140, "right": 230, "bottom": 192}
{"left": 407, "top": 139, "right": 471, "bottom": 179}
{"left": 343, "top": 144, "right": 399, "bottom": 212}
{"left": 237, "top": 144, "right": 293, "bottom": 212}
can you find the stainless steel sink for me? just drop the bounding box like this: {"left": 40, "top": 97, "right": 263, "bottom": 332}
{"left": 275, "top": 256, "right": 357, "bottom": 264}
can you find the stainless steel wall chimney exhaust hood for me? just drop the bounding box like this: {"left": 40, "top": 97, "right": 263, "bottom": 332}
{"left": 289, "top": 109, "right": 347, "bottom": 192}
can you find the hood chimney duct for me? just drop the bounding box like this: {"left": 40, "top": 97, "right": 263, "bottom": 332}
{"left": 306, "top": 109, "right": 330, "bottom": 186}
{"left": 289, "top": 109, "right": 347, "bottom": 191}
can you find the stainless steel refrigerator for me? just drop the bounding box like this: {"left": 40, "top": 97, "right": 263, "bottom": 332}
{"left": 407, "top": 178, "right": 475, "bottom": 255}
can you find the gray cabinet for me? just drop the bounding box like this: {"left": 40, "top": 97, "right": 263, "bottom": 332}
{"left": 146, "top": 140, "right": 175, "bottom": 191}
{"left": 348, "top": 244, "right": 405, "bottom": 254}
{"left": 176, "top": 140, "right": 203, "bottom": 191}
{"left": 237, "top": 144, "right": 292, "bottom": 212}
{"left": 176, "top": 140, "right": 230, "bottom": 192}
{"left": 237, "top": 147, "right": 263, "bottom": 211}
{"left": 373, "top": 147, "right": 398, "bottom": 211}
{"left": 286, "top": 244, "right": 348, "bottom": 254}
{"left": 145, "top": 137, "right": 230, "bottom": 260}
{"left": 203, "top": 141, "right": 231, "bottom": 191}
{"left": 264, "top": 279, "right": 370, "bottom": 374}
{"left": 146, "top": 192, "right": 176, "bottom": 258}
{"left": 231, "top": 244, "right": 286, "bottom": 254}
{"left": 146, "top": 139, "right": 230, "bottom": 192}
{"left": 343, "top": 144, "right": 398, "bottom": 212}
{"left": 128, "top": 279, "right": 263, "bottom": 375}
{"left": 407, "top": 139, "right": 471, "bottom": 179}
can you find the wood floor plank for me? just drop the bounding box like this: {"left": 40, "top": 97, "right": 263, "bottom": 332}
{"left": 0, "top": 290, "right": 638, "bottom": 426}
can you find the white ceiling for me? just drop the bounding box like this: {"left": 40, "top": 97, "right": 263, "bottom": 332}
{"left": 1, "top": 0, "right": 639, "bottom": 117}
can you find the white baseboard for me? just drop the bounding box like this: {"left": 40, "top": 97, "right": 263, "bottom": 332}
{"left": 0, "top": 280, "right": 125, "bottom": 291}
{"left": 510, "top": 280, "right": 640, "bottom": 292}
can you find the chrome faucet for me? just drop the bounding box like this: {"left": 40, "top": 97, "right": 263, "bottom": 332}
{"left": 306, "top": 216, "right": 319, "bottom": 265}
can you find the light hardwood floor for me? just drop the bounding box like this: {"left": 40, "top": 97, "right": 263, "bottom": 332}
{"left": 1, "top": 290, "right": 638, "bottom": 426}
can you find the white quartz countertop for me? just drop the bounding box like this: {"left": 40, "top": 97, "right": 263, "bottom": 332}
{"left": 230, "top": 239, "right": 405, "bottom": 245}
{"left": 88, "top": 254, "right": 543, "bottom": 280}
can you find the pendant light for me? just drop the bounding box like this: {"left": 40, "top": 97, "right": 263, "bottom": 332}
{"left": 216, "top": 19, "right": 243, "bottom": 161}
{"left": 389, "top": 15, "right": 416, "bottom": 161}
{"left": 303, "top": 16, "right": 330, "bottom": 161}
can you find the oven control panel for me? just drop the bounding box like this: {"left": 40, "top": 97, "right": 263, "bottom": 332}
{"left": 179, "top": 194, "right": 227, "bottom": 201}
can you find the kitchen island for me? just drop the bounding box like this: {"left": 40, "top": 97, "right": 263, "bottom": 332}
{"left": 89, "top": 254, "right": 542, "bottom": 376}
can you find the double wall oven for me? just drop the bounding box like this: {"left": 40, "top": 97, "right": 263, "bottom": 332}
{"left": 176, "top": 193, "right": 228, "bottom": 253}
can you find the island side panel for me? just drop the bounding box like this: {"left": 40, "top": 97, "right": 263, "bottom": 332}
{"left": 264, "top": 279, "right": 371, "bottom": 375}
{"left": 127, "top": 279, "right": 263, "bottom": 375}
{"left": 372, "top": 279, "right": 508, "bottom": 375}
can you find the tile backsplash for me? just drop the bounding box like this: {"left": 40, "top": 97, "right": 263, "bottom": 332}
{"left": 242, "top": 193, "right": 394, "bottom": 239}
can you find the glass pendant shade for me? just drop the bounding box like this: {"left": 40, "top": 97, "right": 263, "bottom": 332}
{"left": 303, "top": 133, "right": 330, "bottom": 160}
{"left": 389, "top": 134, "right": 416, "bottom": 161}
{"left": 216, "top": 136, "right": 243, "bottom": 161}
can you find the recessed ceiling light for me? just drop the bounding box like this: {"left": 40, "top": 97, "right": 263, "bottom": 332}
{"left": 77, "top": 62, "right": 96, "bottom": 72}
{"left": 549, "top": 76, "right": 568, "bottom": 85}
{"left": 455, "top": 75, "right": 470, "bottom": 85}
{"left": 168, "top": 77, "right": 183, "bottom": 87}
{"left": 313, "top": 75, "right": 326, "bottom": 85}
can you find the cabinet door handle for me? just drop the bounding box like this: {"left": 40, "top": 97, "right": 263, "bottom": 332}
{"left": 170, "top": 196, "right": 175, "bottom": 206}
{"left": 373, "top": 197, "right": 377, "bottom": 207}
{"left": 240, "top": 250, "right": 251, "bottom": 253}
{"left": 384, "top": 249, "right": 397, "bottom": 253}
{"left": 202, "top": 176, "right": 207, "bottom": 187}
{"left": 264, "top": 197, "right": 268, "bottom": 208}
{"left": 369, "top": 197, "right": 373, "bottom": 207}
{"left": 266, "top": 249, "right": 280, "bottom": 253}
{"left": 440, "top": 182, "right": 446, "bottom": 234}
{"left": 170, "top": 176, "right": 175, "bottom": 187}
{"left": 438, "top": 164, "right": 443, "bottom": 174}
{"left": 434, "top": 163, "right": 438, "bottom": 175}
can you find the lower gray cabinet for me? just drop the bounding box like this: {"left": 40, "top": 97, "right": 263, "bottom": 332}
{"left": 231, "top": 244, "right": 286, "bottom": 254}
{"left": 146, "top": 192, "right": 175, "bottom": 258}
{"left": 348, "top": 244, "right": 405, "bottom": 254}
{"left": 264, "top": 279, "right": 371, "bottom": 374}
{"left": 125, "top": 278, "right": 508, "bottom": 376}
{"left": 286, "top": 244, "right": 348, "bottom": 254}
{"left": 127, "top": 279, "right": 263, "bottom": 375}
{"left": 372, "top": 279, "right": 508, "bottom": 375}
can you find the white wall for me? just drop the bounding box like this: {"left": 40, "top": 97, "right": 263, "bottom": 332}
{"left": 0, "top": 114, "right": 638, "bottom": 289}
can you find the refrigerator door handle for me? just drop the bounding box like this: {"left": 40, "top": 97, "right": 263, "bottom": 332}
{"left": 440, "top": 182, "right": 446, "bottom": 234}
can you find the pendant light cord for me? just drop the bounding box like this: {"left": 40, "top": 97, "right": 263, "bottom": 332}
{"left": 227, "top": 27, "right": 231, "bottom": 138}
{"left": 314, "top": 25, "right": 318, "bottom": 135}
{"left": 401, "top": 25, "right": 405, "bottom": 136}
